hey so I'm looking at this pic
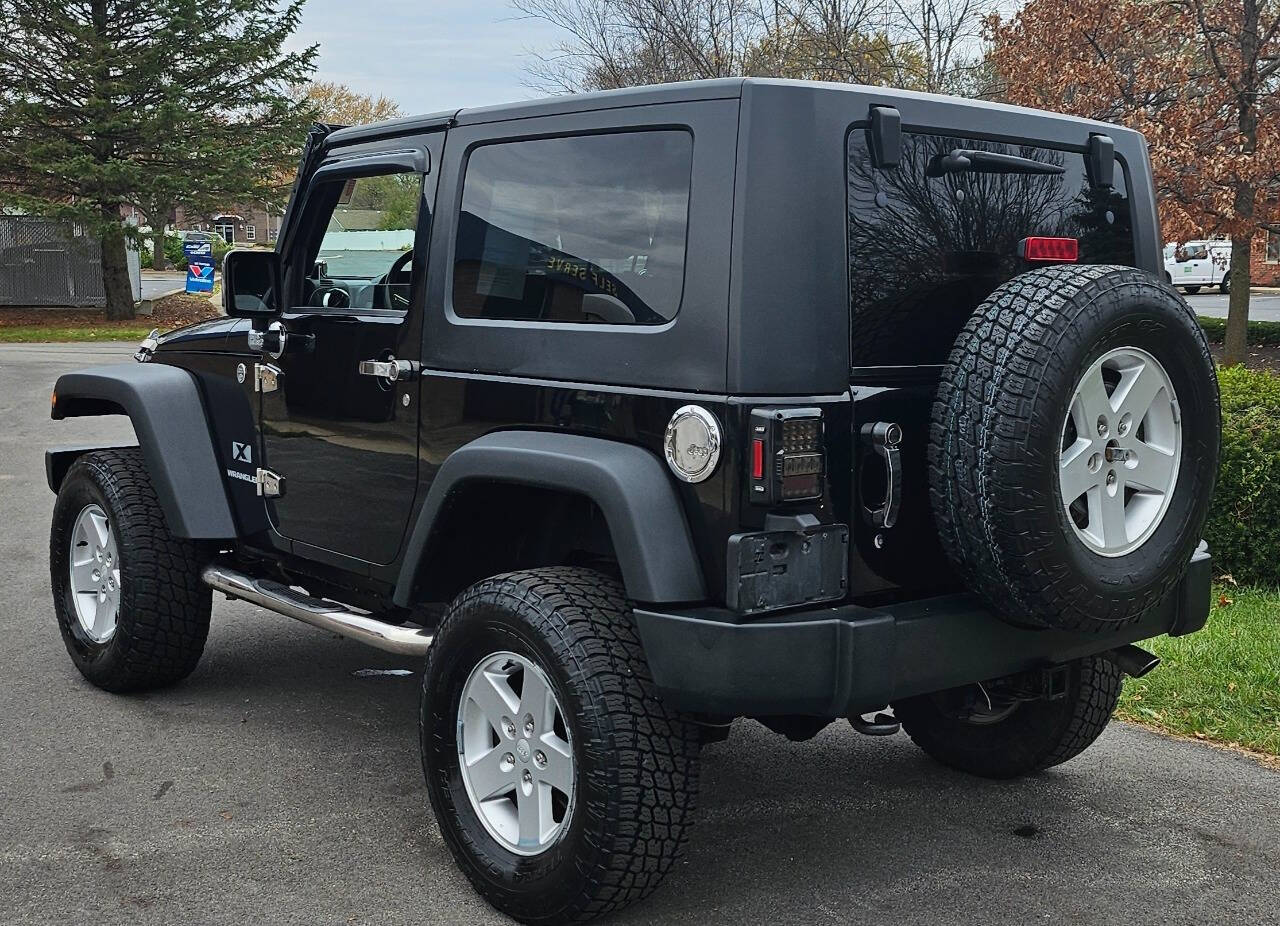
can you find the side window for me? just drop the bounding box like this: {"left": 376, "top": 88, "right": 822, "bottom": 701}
{"left": 302, "top": 171, "right": 423, "bottom": 312}
{"left": 452, "top": 131, "right": 693, "bottom": 325}
{"left": 847, "top": 131, "right": 1134, "bottom": 366}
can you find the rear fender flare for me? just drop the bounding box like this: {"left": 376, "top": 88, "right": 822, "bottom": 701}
{"left": 393, "top": 431, "right": 706, "bottom": 606}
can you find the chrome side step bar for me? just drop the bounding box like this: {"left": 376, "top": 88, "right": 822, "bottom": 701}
{"left": 201, "top": 564, "right": 433, "bottom": 657}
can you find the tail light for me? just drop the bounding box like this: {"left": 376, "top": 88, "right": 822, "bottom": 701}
{"left": 747, "top": 408, "right": 825, "bottom": 504}
{"left": 1020, "top": 236, "right": 1078, "bottom": 263}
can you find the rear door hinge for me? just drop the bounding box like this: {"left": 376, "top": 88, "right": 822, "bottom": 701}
{"left": 256, "top": 468, "right": 285, "bottom": 498}
{"left": 254, "top": 363, "right": 282, "bottom": 393}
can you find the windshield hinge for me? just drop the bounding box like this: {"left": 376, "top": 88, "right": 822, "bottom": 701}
{"left": 134, "top": 328, "right": 160, "bottom": 363}
{"left": 256, "top": 468, "right": 285, "bottom": 498}
{"left": 254, "top": 363, "right": 282, "bottom": 393}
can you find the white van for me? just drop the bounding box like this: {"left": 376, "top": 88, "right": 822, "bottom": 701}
{"left": 1164, "top": 240, "right": 1231, "bottom": 293}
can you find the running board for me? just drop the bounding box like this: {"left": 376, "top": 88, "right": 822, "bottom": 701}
{"left": 202, "top": 564, "right": 433, "bottom": 657}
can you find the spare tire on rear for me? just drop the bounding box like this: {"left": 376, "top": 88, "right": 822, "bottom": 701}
{"left": 929, "top": 264, "right": 1219, "bottom": 634}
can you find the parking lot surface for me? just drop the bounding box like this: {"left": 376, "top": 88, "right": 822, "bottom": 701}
{"left": 1, "top": 342, "right": 1277, "bottom": 925}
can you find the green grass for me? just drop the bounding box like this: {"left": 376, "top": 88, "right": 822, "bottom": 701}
{"left": 1198, "top": 315, "right": 1280, "bottom": 347}
{"left": 0, "top": 325, "right": 152, "bottom": 343}
{"left": 1120, "top": 586, "right": 1280, "bottom": 757}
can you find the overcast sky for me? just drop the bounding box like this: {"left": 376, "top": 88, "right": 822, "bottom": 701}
{"left": 288, "top": 0, "right": 565, "bottom": 116}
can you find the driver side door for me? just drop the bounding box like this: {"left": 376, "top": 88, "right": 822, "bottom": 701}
{"left": 258, "top": 140, "right": 437, "bottom": 566}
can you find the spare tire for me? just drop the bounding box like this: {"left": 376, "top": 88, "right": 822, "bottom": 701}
{"left": 929, "top": 265, "right": 1219, "bottom": 633}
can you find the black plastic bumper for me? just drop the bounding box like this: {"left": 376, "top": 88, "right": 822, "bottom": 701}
{"left": 633, "top": 544, "right": 1212, "bottom": 718}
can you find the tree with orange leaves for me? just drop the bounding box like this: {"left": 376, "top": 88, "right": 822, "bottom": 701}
{"left": 988, "top": 0, "right": 1280, "bottom": 365}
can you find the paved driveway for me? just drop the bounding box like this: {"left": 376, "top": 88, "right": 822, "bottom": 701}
{"left": 1, "top": 343, "right": 1277, "bottom": 925}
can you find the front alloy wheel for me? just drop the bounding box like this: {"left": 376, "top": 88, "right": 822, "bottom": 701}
{"left": 68, "top": 503, "right": 122, "bottom": 643}
{"left": 50, "top": 448, "right": 211, "bottom": 692}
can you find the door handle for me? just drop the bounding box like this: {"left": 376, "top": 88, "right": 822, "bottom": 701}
{"left": 860, "top": 421, "right": 903, "bottom": 530}
{"left": 358, "top": 357, "right": 420, "bottom": 382}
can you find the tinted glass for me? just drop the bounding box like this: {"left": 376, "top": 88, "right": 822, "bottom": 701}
{"left": 847, "top": 132, "right": 1134, "bottom": 366}
{"left": 453, "top": 131, "right": 693, "bottom": 325}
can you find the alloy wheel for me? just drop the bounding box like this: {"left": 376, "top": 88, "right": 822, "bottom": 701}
{"left": 69, "top": 503, "right": 121, "bottom": 643}
{"left": 456, "top": 651, "right": 575, "bottom": 856}
{"left": 1059, "top": 346, "right": 1182, "bottom": 556}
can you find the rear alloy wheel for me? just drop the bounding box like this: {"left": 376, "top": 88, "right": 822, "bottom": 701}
{"left": 420, "top": 568, "right": 700, "bottom": 924}
{"left": 1219, "top": 273, "right": 1230, "bottom": 294}
{"left": 894, "top": 657, "right": 1123, "bottom": 779}
{"left": 456, "top": 651, "right": 575, "bottom": 855}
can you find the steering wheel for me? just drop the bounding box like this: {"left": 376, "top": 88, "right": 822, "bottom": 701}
{"left": 310, "top": 285, "right": 351, "bottom": 309}
{"left": 378, "top": 249, "right": 414, "bottom": 309}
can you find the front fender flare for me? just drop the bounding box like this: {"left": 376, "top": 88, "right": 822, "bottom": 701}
{"left": 393, "top": 431, "right": 706, "bottom": 606}
{"left": 50, "top": 363, "right": 237, "bottom": 539}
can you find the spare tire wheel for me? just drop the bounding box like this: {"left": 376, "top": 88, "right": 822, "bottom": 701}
{"left": 929, "top": 264, "right": 1219, "bottom": 633}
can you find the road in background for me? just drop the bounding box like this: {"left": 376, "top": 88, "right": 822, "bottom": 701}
{"left": 1187, "top": 291, "right": 1280, "bottom": 321}
{"left": 1, "top": 342, "right": 1277, "bottom": 926}
{"left": 139, "top": 271, "right": 188, "bottom": 302}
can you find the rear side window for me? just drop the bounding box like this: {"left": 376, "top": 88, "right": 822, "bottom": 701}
{"left": 847, "top": 131, "right": 1134, "bottom": 366}
{"left": 453, "top": 131, "right": 693, "bottom": 325}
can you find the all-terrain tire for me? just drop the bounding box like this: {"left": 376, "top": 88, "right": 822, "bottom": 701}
{"left": 420, "top": 567, "right": 700, "bottom": 925}
{"left": 929, "top": 265, "right": 1219, "bottom": 633}
{"left": 50, "top": 448, "right": 212, "bottom": 692}
{"left": 893, "top": 656, "right": 1123, "bottom": 779}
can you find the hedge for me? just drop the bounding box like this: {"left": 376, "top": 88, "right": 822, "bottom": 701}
{"left": 1198, "top": 316, "right": 1280, "bottom": 348}
{"left": 1205, "top": 365, "right": 1280, "bottom": 586}
{"left": 162, "top": 234, "right": 233, "bottom": 268}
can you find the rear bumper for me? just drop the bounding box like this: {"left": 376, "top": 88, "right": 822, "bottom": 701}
{"left": 634, "top": 543, "right": 1212, "bottom": 718}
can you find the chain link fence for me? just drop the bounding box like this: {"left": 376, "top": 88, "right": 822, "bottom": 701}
{"left": 0, "top": 216, "right": 140, "bottom": 307}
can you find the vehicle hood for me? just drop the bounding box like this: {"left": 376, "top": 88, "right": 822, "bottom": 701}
{"left": 153, "top": 316, "right": 247, "bottom": 353}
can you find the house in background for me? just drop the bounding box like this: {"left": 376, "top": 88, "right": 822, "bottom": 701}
{"left": 1253, "top": 226, "right": 1280, "bottom": 286}
{"left": 173, "top": 204, "right": 282, "bottom": 245}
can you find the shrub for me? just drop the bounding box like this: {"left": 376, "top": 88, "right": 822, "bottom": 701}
{"left": 164, "top": 235, "right": 233, "bottom": 268}
{"left": 163, "top": 234, "right": 184, "bottom": 267}
{"left": 1204, "top": 365, "right": 1280, "bottom": 586}
{"left": 1198, "top": 315, "right": 1280, "bottom": 348}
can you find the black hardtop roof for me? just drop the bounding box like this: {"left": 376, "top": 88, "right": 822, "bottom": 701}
{"left": 323, "top": 78, "right": 1141, "bottom": 148}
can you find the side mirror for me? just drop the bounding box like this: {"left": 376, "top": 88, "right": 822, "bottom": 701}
{"left": 223, "top": 249, "right": 282, "bottom": 319}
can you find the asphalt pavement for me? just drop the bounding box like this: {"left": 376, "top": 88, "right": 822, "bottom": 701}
{"left": 139, "top": 272, "right": 188, "bottom": 302}
{"left": 1187, "top": 290, "right": 1280, "bottom": 321}
{"left": 1, "top": 342, "right": 1278, "bottom": 926}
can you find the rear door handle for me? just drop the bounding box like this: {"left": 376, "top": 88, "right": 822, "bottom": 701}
{"left": 861, "top": 421, "right": 903, "bottom": 529}
{"left": 358, "top": 357, "right": 419, "bottom": 382}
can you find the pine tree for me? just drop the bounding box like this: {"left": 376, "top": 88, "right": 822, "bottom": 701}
{"left": 0, "top": 0, "right": 316, "bottom": 318}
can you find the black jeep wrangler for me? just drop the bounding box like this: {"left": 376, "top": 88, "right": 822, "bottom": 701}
{"left": 46, "top": 79, "right": 1218, "bottom": 923}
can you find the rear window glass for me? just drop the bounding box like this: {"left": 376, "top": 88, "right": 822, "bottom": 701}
{"left": 847, "top": 131, "right": 1134, "bottom": 366}
{"left": 453, "top": 131, "right": 693, "bottom": 325}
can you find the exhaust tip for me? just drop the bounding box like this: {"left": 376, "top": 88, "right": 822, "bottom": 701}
{"left": 1107, "top": 644, "right": 1161, "bottom": 679}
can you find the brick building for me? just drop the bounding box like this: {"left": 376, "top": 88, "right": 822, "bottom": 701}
{"left": 1251, "top": 226, "right": 1280, "bottom": 286}
{"left": 172, "top": 204, "right": 282, "bottom": 246}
